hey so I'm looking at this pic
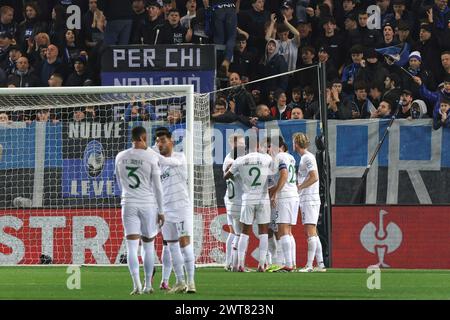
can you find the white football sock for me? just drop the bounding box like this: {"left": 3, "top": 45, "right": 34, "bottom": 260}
{"left": 231, "top": 234, "right": 240, "bottom": 269}
{"left": 168, "top": 242, "right": 185, "bottom": 283}
{"left": 237, "top": 233, "right": 249, "bottom": 268}
{"left": 307, "top": 236, "right": 317, "bottom": 268}
{"left": 142, "top": 241, "right": 155, "bottom": 289}
{"left": 315, "top": 236, "right": 324, "bottom": 267}
{"left": 290, "top": 234, "right": 297, "bottom": 267}
{"left": 225, "top": 233, "right": 235, "bottom": 267}
{"left": 181, "top": 244, "right": 195, "bottom": 283}
{"left": 280, "top": 235, "right": 293, "bottom": 268}
{"left": 126, "top": 239, "right": 142, "bottom": 290}
{"left": 161, "top": 244, "right": 172, "bottom": 284}
{"left": 268, "top": 236, "right": 276, "bottom": 265}
{"left": 275, "top": 239, "right": 284, "bottom": 265}
{"left": 258, "top": 234, "right": 268, "bottom": 267}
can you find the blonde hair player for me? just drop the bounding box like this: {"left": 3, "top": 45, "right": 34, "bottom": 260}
{"left": 293, "top": 133, "right": 326, "bottom": 272}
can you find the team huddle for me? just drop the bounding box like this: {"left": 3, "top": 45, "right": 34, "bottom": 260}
{"left": 115, "top": 126, "right": 195, "bottom": 295}
{"left": 223, "top": 132, "right": 326, "bottom": 273}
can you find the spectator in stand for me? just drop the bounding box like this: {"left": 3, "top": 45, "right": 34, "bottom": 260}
{"left": 290, "top": 106, "right": 304, "bottom": 119}
{"left": 47, "top": 72, "right": 63, "bottom": 87}
{"left": 1, "top": 45, "right": 22, "bottom": 75}
{"left": 124, "top": 96, "right": 156, "bottom": 121}
{"left": 0, "top": 6, "right": 18, "bottom": 39}
{"left": 317, "top": 46, "right": 338, "bottom": 81}
{"left": 138, "top": 1, "right": 164, "bottom": 45}
{"left": 299, "top": 85, "right": 318, "bottom": 119}
{"left": 98, "top": 0, "right": 134, "bottom": 45}
{"left": 322, "top": 83, "right": 351, "bottom": 120}
{"left": 287, "top": 86, "right": 302, "bottom": 109}
{"left": 316, "top": 16, "right": 346, "bottom": 70}
{"left": 227, "top": 72, "right": 256, "bottom": 117}
{"left": 343, "top": 12, "right": 358, "bottom": 34}
{"left": 36, "top": 44, "right": 67, "bottom": 86}
{"left": 35, "top": 109, "right": 59, "bottom": 123}
{"left": 229, "top": 33, "right": 255, "bottom": 81}
{"left": 295, "top": 45, "right": 317, "bottom": 90}
{"left": 62, "top": 29, "right": 87, "bottom": 69}
{"left": 342, "top": 44, "right": 365, "bottom": 94}
{"left": 0, "top": 67, "right": 6, "bottom": 86}
{"left": 180, "top": 0, "right": 197, "bottom": 29}
{"left": 280, "top": 1, "right": 297, "bottom": 28}
{"left": 369, "top": 81, "right": 384, "bottom": 109}
{"left": 156, "top": 8, "right": 192, "bottom": 44}
{"left": 162, "top": 0, "right": 175, "bottom": 19}
{"left": 383, "top": 73, "right": 403, "bottom": 110}
{"left": 297, "top": 19, "right": 313, "bottom": 52}
{"left": 265, "top": 12, "right": 300, "bottom": 72}
{"left": 355, "top": 48, "right": 389, "bottom": 88}
{"left": 190, "top": 8, "right": 210, "bottom": 44}
{"left": 270, "top": 89, "right": 292, "bottom": 120}
{"left": 47, "top": 4, "right": 66, "bottom": 49}
{"left": 255, "top": 39, "right": 288, "bottom": 98}
{"left": 348, "top": 10, "right": 381, "bottom": 50}
{"left": 439, "top": 51, "right": 450, "bottom": 84}
{"left": 397, "top": 89, "right": 415, "bottom": 119}
{"left": 0, "top": 31, "right": 13, "bottom": 66}
{"left": 255, "top": 103, "right": 275, "bottom": 122}
{"left": 65, "top": 56, "right": 92, "bottom": 86}
{"left": 211, "top": 99, "right": 255, "bottom": 127}
{"left": 0, "top": 112, "right": 11, "bottom": 124}
{"left": 412, "top": 23, "right": 442, "bottom": 84}
{"left": 415, "top": 73, "right": 450, "bottom": 119}
{"left": 370, "top": 99, "right": 394, "bottom": 119}
{"left": 376, "top": 0, "right": 395, "bottom": 26}
{"left": 7, "top": 56, "right": 40, "bottom": 87}
{"left": 401, "top": 51, "right": 436, "bottom": 99}
{"left": 431, "top": 0, "right": 450, "bottom": 35}
{"left": 129, "top": 0, "right": 148, "bottom": 45}
{"left": 433, "top": 96, "right": 450, "bottom": 129}
{"left": 237, "top": 0, "right": 270, "bottom": 57}
{"left": 345, "top": 81, "right": 373, "bottom": 119}
{"left": 17, "top": 2, "right": 47, "bottom": 52}
{"left": 203, "top": 0, "right": 239, "bottom": 75}
{"left": 380, "top": 22, "right": 399, "bottom": 47}
{"left": 25, "top": 31, "right": 49, "bottom": 66}
{"left": 392, "top": 0, "right": 415, "bottom": 31}
{"left": 82, "top": 0, "right": 106, "bottom": 49}
{"left": 396, "top": 19, "right": 414, "bottom": 46}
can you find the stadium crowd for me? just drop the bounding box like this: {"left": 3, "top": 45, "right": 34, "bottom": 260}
{"left": 0, "top": 0, "right": 449, "bottom": 129}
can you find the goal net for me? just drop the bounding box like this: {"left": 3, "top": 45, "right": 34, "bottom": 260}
{"left": 0, "top": 85, "right": 222, "bottom": 266}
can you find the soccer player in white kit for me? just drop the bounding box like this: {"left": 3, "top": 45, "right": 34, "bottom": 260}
{"left": 155, "top": 128, "right": 196, "bottom": 293}
{"left": 268, "top": 136, "right": 299, "bottom": 272}
{"left": 114, "top": 126, "right": 165, "bottom": 295}
{"left": 224, "top": 137, "right": 274, "bottom": 272}
{"left": 223, "top": 133, "right": 245, "bottom": 271}
{"left": 293, "top": 132, "right": 326, "bottom": 272}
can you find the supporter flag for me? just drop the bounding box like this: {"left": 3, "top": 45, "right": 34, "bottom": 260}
{"left": 375, "top": 43, "right": 410, "bottom": 67}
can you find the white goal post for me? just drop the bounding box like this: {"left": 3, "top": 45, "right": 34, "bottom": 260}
{"left": 0, "top": 85, "right": 222, "bottom": 266}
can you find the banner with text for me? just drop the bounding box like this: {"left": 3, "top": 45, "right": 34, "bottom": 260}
{"left": 100, "top": 45, "right": 216, "bottom": 93}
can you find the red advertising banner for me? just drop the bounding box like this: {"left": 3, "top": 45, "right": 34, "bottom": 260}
{"left": 332, "top": 206, "right": 450, "bottom": 269}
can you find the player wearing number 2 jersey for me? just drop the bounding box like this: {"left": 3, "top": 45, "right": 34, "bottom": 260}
{"left": 115, "top": 126, "right": 165, "bottom": 295}
{"left": 224, "top": 137, "right": 274, "bottom": 272}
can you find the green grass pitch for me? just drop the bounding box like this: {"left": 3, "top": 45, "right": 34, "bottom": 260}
{"left": 0, "top": 267, "right": 449, "bottom": 300}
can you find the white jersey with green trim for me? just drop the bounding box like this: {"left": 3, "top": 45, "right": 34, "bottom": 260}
{"left": 229, "top": 152, "right": 273, "bottom": 205}
{"left": 223, "top": 153, "right": 243, "bottom": 206}
{"left": 115, "top": 148, "right": 161, "bottom": 206}
{"left": 297, "top": 150, "right": 321, "bottom": 204}
{"left": 160, "top": 152, "right": 190, "bottom": 222}
{"left": 273, "top": 152, "right": 298, "bottom": 199}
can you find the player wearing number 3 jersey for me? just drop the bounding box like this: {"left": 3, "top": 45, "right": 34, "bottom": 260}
{"left": 114, "top": 126, "right": 165, "bottom": 295}
{"left": 224, "top": 137, "right": 274, "bottom": 272}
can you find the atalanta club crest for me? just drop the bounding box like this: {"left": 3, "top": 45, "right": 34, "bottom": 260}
{"left": 83, "top": 140, "right": 105, "bottom": 178}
